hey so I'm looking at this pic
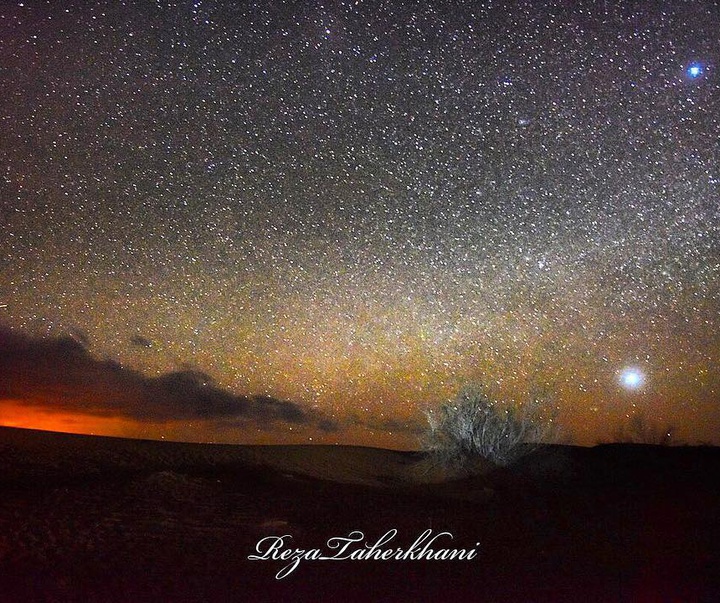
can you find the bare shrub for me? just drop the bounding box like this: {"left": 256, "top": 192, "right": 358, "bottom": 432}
{"left": 617, "top": 413, "right": 674, "bottom": 446}
{"left": 422, "top": 384, "right": 557, "bottom": 469}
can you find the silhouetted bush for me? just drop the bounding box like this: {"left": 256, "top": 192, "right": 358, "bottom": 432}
{"left": 617, "top": 413, "right": 674, "bottom": 446}
{"left": 422, "top": 384, "right": 557, "bottom": 469}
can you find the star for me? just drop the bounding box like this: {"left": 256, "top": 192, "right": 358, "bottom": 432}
{"left": 686, "top": 62, "right": 705, "bottom": 79}
{"left": 619, "top": 368, "right": 645, "bottom": 391}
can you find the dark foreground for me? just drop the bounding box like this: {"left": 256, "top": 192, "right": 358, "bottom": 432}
{"left": 1, "top": 427, "right": 719, "bottom": 602}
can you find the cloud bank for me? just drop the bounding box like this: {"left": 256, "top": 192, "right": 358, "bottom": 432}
{"left": 0, "top": 327, "right": 336, "bottom": 432}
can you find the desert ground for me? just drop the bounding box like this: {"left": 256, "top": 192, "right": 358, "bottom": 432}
{"left": 0, "top": 426, "right": 719, "bottom": 602}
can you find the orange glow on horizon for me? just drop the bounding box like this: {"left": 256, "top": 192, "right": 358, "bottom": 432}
{"left": 0, "top": 398, "right": 419, "bottom": 448}
{"left": 0, "top": 399, "right": 138, "bottom": 438}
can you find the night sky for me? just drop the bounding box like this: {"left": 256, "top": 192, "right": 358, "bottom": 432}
{"left": 1, "top": 1, "right": 719, "bottom": 448}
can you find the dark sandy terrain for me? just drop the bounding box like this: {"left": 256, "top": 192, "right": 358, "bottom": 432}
{"left": 1, "top": 426, "right": 719, "bottom": 602}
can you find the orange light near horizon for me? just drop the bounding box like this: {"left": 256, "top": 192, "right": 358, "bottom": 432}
{"left": 0, "top": 399, "right": 137, "bottom": 438}
{"left": 0, "top": 399, "right": 350, "bottom": 446}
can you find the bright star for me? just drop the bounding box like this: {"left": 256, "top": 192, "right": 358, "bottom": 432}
{"left": 686, "top": 62, "right": 704, "bottom": 79}
{"left": 619, "top": 368, "right": 645, "bottom": 390}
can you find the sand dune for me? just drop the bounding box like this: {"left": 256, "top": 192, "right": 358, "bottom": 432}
{"left": 1, "top": 426, "right": 720, "bottom": 602}
{"left": 0, "top": 426, "right": 430, "bottom": 487}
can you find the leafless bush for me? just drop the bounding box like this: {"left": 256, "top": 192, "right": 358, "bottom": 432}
{"left": 617, "top": 413, "right": 674, "bottom": 446}
{"left": 422, "top": 384, "right": 557, "bottom": 469}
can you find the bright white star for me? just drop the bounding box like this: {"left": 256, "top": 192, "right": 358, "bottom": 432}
{"left": 619, "top": 368, "right": 645, "bottom": 390}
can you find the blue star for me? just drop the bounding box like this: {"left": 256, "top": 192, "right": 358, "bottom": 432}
{"left": 686, "top": 62, "right": 704, "bottom": 79}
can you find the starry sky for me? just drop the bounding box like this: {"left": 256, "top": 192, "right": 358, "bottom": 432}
{"left": 1, "top": 0, "right": 719, "bottom": 449}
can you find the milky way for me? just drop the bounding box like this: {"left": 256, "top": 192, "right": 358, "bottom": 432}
{"left": 1, "top": 1, "right": 719, "bottom": 447}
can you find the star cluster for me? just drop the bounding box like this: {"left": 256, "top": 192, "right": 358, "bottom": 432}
{"left": 1, "top": 1, "right": 719, "bottom": 446}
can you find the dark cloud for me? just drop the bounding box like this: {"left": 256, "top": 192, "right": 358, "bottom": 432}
{"left": 0, "top": 327, "right": 333, "bottom": 430}
{"left": 317, "top": 417, "right": 341, "bottom": 433}
{"left": 129, "top": 335, "right": 153, "bottom": 348}
{"left": 68, "top": 328, "right": 90, "bottom": 348}
{"left": 349, "top": 413, "right": 423, "bottom": 436}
